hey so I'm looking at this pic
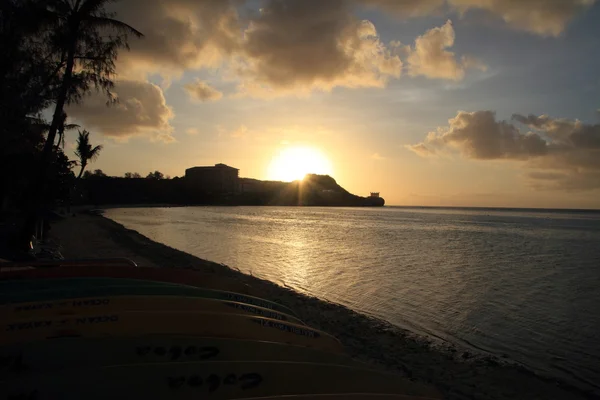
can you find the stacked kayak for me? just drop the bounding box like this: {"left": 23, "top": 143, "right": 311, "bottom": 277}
{"left": 0, "top": 259, "right": 441, "bottom": 399}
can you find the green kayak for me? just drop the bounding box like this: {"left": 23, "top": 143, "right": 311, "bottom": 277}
{"left": 0, "top": 277, "right": 191, "bottom": 291}
{"left": 0, "top": 284, "right": 296, "bottom": 317}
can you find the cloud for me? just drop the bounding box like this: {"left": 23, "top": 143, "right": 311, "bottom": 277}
{"left": 408, "top": 110, "right": 600, "bottom": 190}
{"left": 233, "top": 0, "right": 402, "bottom": 97}
{"left": 513, "top": 114, "right": 600, "bottom": 148}
{"left": 68, "top": 80, "right": 175, "bottom": 143}
{"left": 360, "top": 0, "right": 595, "bottom": 36}
{"left": 111, "top": 0, "right": 241, "bottom": 79}
{"left": 230, "top": 125, "right": 249, "bottom": 138}
{"left": 357, "top": 0, "right": 446, "bottom": 17}
{"left": 184, "top": 80, "right": 223, "bottom": 102}
{"left": 185, "top": 128, "right": 199, "bottom": 136}
{"left": 405, "top": 20, "right": 486, "bottom": 81}
{"left": 110, "top": 0, "right": 593, "bottom": 82}
{"left": 448, "top": 0, "right": 596, "bottom": 37}
{"left": 407, "top": 111, "right": 547, "bottom": 158}
{"left": 405, "top": 142, "right": 436, "bottom": 157}
{"left": 371, "top": 152, "right": 386, "bottom": 160}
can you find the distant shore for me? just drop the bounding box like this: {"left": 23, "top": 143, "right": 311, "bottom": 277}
{"left": 50, "top": 213, "right": 597, "bottom": 400}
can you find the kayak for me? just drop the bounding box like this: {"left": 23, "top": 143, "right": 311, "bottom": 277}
{"left": 1, "top": 295, "right": 303, "bottom": 324}
{"left": 0, "top": 311, "right": 342, "bottom": 353}
{"left": 0, "top": 336, "right": 358, "bottom": 375}
{"left": 0, "top": 284, "right": 297, "bottom": 317}
{"left": 0, "top": 265, "right": 253, "bottom": 295}
{"left": 0, "top": 259, "right": 442, "bottom": 399}
{"left": 1, "top": 360, "right": 441, "bottom": 399}
{"left": 233, "top": 396, "right": 433, "bottom": 399}
{"left": 0, "top": 277, "right": 194, "bottom": 291}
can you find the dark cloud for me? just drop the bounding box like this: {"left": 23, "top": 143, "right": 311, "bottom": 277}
{"left": 447, "top": 0, "right": 596, "bottom": 37}
{"left": 68, "top": 80, "right": 174, "bottom": 143}
{"left": 358, "top": 0, "right": 594, "bottom": 36}
{"left": 109, "top": 0, "right": 594, "bottom": 81}
{"left": 408, "top": 111, "right": 600, "bottom": 190}
{"left": 407, "top": 111, "right": 547, "bottom": 159}
{"left": 513, "top": 114, "right": 600, "bottom": 149}
{"left": 111, "top": 0, "right": 241, "bottom": 78}
{"left": 234, "top": 0, "right": 402, "bottom": 96}
{"left": 111, "top": 0, "right": 404, "bottom": 93}
{"left": 356, "top": 0, "right": 446, "bottom": 17}
{"left": 184, "top": 80, "right": 223, "bottom": 102}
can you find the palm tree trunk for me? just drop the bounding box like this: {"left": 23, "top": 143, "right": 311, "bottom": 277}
{"left": 19, "top": 36, "right": 78, "bottom": 253}
{"left": 43, "top": 41, "right": 76, "bottom": 162}
{"left": 77, "top": 162, "right": 87, "bottom": 179}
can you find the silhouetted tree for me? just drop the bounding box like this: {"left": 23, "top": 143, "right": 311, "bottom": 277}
{"left": 74, "top": 130, "right": 103, "bottom": 179}
{"left": 0, "top": 1, "right": 62, "bottom": 141}
{"left": 56, "top": 112, "right": 79, "bottom": 148}
{"left": 20, "top": 0, "right": 143, "bottom": 249}
{"left": 146, "top": 171, "right": 165, "bottom": 180}
{"left": 46, "top": 146, "right": 77, "bottom": 207}
{"left": 83, "top": 169, "right": 106, "bottom": 179}
{"left": 124, "top": 172, "right": 142, "bottom": 178}
{"left": 1, "top": 0, "right": 65, "bottom": 212}
{"left": 39, "top": 0, "right": 143, "bottom": 164}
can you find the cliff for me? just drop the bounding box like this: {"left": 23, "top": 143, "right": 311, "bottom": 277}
{"left": 80, "top": 174, "right": 384, "bottom": 207}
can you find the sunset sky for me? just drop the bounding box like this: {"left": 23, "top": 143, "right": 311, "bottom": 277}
{"left": 64, "top": 0, "right": 600, "bottom": 209}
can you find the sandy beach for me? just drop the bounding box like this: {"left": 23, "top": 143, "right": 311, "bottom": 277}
{"left": 48, "top": 213, "right": 596, "bottom": 400}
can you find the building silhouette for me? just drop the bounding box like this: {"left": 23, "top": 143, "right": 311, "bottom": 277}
{"left": 185, "top": 163, "right": 239, "bottom": 194}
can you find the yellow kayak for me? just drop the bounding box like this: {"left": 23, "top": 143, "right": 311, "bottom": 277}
{"left": 0, "top": 336, "right": 358, "bottom": 375}
{"left": 234, "top": 396, "right": 435, "bottom": 399}
{"left": 1, "top": 361, "right": 441, "bottom": 399}
{"left": 1, "top": 311, "right": 343, "bottom": 353}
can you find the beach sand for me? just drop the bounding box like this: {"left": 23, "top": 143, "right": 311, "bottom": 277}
{"left": 49, "top": 214, "right": 595, "bottom": 400}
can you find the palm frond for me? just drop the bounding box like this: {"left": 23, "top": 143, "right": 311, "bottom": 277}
{"left": 88, "top": 145, "right": 103, "bottom": 161}
{"left": 85, "top": 16, "right": 144, "bottom": 38}
{"left": 78, "top": 0, "right": 114, "bottom": 16}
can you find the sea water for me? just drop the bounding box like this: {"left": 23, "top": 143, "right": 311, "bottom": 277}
{"left": 106, "top": 206, "right": 600, "bottom": 393}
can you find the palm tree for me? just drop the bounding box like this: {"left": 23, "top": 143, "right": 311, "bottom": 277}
{"left": 20, "top": 0, "right": 143, "bottom": 250}
{"left": 40, "top": 0, "right": 143, "bottom": 161}
{"left": 56, "top": 111, "right": 79, "bottom": 148}
{"left": 74, "top": 130, "right": 103, "bottom": 179}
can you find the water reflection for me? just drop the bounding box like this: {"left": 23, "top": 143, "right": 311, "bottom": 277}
{"left": 107, "top": 206, "right": 600, "bottom": 393}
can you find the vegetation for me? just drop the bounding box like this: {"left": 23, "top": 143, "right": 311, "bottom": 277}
{"left": 0, "top": 0, "right": 143, "bottom": 254}
{"left": 146, "top": 171, "right": 165, "bottom": 180}
{"left": 74, "top": 130, "right": 103, "bottom": 179}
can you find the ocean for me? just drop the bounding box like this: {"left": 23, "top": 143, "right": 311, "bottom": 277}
{"left": 105, "top": 206, "right": 600, "bottom": 394}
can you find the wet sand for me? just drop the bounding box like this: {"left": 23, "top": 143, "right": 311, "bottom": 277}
{"left": 49, "top": 214, "right": 596, "bottom": 400}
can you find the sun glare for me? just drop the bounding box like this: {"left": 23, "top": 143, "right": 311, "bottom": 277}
{"left": 268, "top": 147, "right": 333, "bottom": 182}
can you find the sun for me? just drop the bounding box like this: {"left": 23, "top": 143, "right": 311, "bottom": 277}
{"left": 268, "top": 147, "right": 333, "bottom": 182}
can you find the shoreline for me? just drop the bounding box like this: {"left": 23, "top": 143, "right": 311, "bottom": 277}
{"left": 50, "top": 214, "right": 597, "bottom": 400}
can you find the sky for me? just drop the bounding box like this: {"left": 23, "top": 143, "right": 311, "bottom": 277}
{"left": 64, "top": 0, "right": 600, "bottom": 209}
